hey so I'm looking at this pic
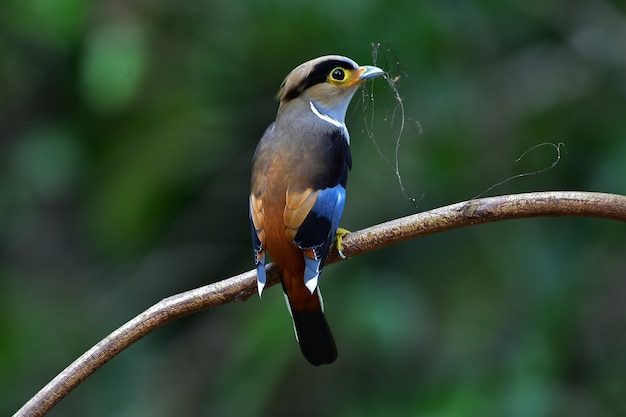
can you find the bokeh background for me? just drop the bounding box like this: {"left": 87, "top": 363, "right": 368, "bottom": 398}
{"left": 2, "top": 0, "right": 626, "bottom": 416}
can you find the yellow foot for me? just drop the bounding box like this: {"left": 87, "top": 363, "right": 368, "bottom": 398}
{"left": 335, "top": 227, "right": 351, "bottom": 259}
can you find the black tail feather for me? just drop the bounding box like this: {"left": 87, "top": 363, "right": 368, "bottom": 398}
{"left": 291, "top": 310, "right": 337, "bottom": 366}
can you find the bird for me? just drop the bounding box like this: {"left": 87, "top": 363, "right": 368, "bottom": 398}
{"left": 249, "top": 55, "right": 384, "bottom": 365}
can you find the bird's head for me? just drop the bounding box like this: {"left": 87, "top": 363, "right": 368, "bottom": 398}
{"left": 276, "top": 55, "right": 384, "bottom": 122}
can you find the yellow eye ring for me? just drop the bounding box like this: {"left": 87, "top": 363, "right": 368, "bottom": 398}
{"left": 329, "top": 67, "right": 347, "bottom": 83}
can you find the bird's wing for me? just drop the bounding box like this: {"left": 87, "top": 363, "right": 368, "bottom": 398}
{"left": 285, "top": 184, "right": 345, "bottom": 293}
{"left": 250, "top": 190, "right": 267, "bottom": 296}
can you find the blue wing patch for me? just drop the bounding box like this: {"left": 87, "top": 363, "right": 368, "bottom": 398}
{"left": 293, "top": 184, "right": 345, "bottom": 292}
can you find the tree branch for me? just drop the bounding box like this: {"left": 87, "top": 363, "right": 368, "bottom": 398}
{"left": 14, "top": 191, "right": 626, "bottom": 417}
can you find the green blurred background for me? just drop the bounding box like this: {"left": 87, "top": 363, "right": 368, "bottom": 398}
{"left": 2, "top": 0, "right": 626, "bottom": 416}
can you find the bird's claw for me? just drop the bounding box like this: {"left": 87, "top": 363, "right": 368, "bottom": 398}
{"left": 335, "top": 227, "right": 351, "bottom": 259}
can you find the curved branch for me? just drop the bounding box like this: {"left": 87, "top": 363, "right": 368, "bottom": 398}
{"left": 14, "top": 191, "right": 626, "bottom": 417}
{"left": 327, "top": 191, "right": 626, "bottom": 262}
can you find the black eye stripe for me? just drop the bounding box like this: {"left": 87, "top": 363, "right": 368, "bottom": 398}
{"left": 283, "top": 59, "right": 356, "bottom": 101}
{"left": 308, "top": 60, "right": 353, "bottom": 84}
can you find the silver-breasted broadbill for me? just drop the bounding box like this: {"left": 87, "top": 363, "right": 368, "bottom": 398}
{"left": 249, "top": 55, "right": 384, "bottom": 365}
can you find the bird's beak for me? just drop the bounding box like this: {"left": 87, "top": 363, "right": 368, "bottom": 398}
{"left": 357, "top": 65, "right": 384, "bottom": 81}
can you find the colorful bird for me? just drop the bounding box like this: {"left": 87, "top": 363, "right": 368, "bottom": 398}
{"left": 249, "top": 55, "right": 384, "bottom": 365}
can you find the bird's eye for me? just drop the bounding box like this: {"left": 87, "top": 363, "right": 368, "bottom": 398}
{"left": 329, "top": 67, "right": 346, "bottom": 82}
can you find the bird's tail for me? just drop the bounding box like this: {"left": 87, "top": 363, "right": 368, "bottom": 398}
{"left": 279, "top": 267, "right": 337, "bottom": 365}
{"left": 291, "top": 308, "right": 337, "bottom": 366}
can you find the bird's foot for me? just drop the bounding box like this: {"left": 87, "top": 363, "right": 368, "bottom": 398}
{"left": 335, "top": 227, "right": 351, "bottom": 259}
